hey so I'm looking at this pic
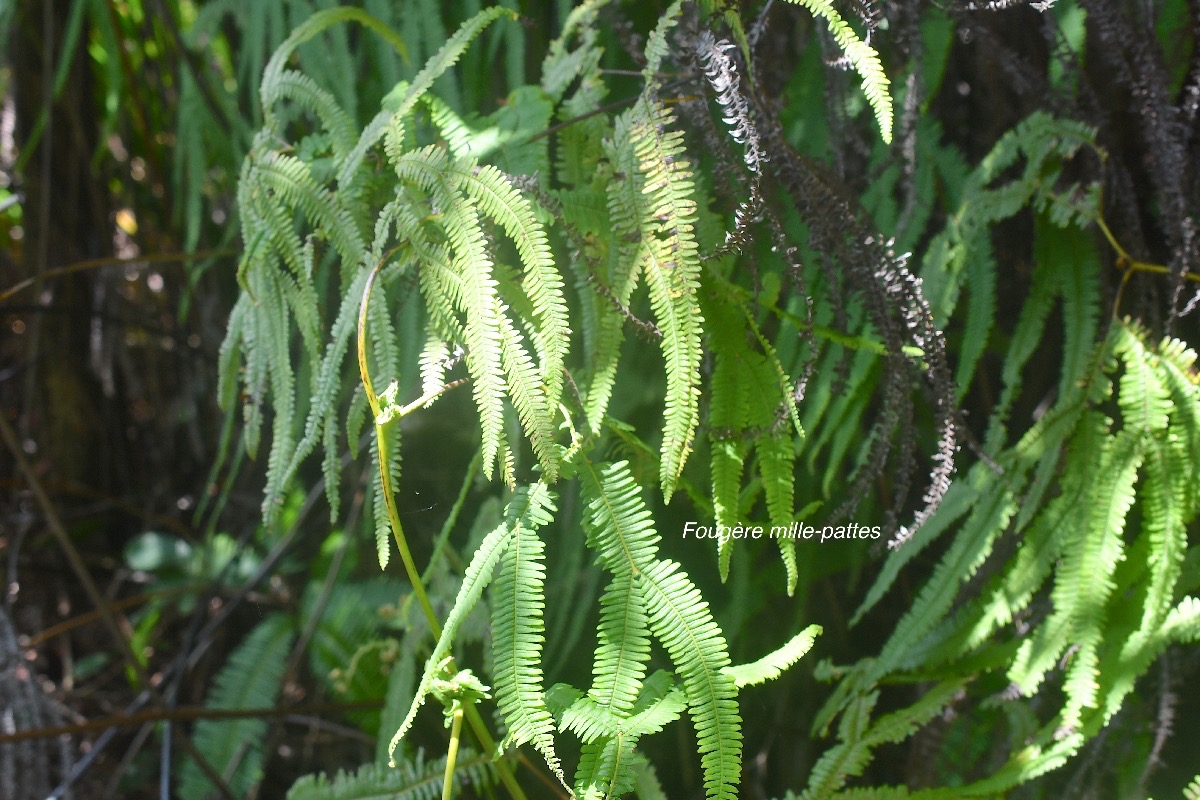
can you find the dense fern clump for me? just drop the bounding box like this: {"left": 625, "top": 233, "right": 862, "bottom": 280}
{"left": 213, "top": 1, "right": 1199, "bottom": 798}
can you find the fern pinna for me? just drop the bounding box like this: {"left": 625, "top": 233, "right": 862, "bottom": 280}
{"left": 218, "top": 1, "right": 1033, "bottom": 798}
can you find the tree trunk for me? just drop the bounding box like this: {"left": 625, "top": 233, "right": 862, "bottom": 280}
{"left": 11, "top": 0, "right": 113, "bottom": 489}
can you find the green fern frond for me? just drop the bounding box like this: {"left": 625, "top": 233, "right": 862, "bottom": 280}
{"left": 260, "top": 274, "right": 299, "bottom": 524}
{"left": 420, "top": 92, "right": 478, "bottom": 157}
{"left": 710, "top": 437, "right": 746, "bottom": 581}
{"left": 1056, "top": 429, "right": 1139, "bottom": 732}
{"left": 558, "top": 691, "right": 621, "bottom": 744}
{"left": 707, "top": 342, "right": 749, "bottom": 578}
{"left": 335, "top": 6, "right": 516, "bottom": 191}
{"left": 279, "top": 263, "right": 374, "bottom": 520}
{"left": 919, "top": 160, "right": 1102, "bottom": 437}
{"left": 803, "top": 691, "right": 880, "bottom": 797}
{"left": 418, "top": 335, "right": 451, "bottom": 399}
{"left": 1050, "top": 225, "right": 1102, "bottom": 402}
{"left": 804, "top": 681, "right": 967, "bottom": 798}
{"left": 286, "top": 749, "right": 498, "bottom": 800}
{"left": 860, "top": 679, "right": 968, "bottom": 749}
{"left": 871, "top": 471, "right": 1016, "bottom": 680}
{"left": 821, "top": 312, "right": 1200, "bottom": 795}
{"left": 541, "top": 0, "right": 609, "bottom": 104}
{"left": 850, "top": 479, "right": 975, "bottom": 627}
{"left": 448, "top": 160, "right": 569, "bottom": 411}
{"left": 394, "top": 146, "right": 564, "bottom": 481}
{"left": 264, "top": 70, "right": 358, "bottom": 158}
{"left": 640, "top": 559, "right": 741, "bottom": 799}
{"left": 578, "top": 458, "right": 663, "bottom": 568}
{"left": 388, "top": 483, "right": 554, "bottom": 760}
{"left": 569, "top": 673, "right": 690, "bottom": 798}
{"left": 435, "top": 193, "right": 508, "bottom": 478}
{"left": 379, "top": 7, "right": 516, "bottom": 124}
{"left": 642, "top": 0, "right": 684, "bottom": 79}
{"left": 758, "top": 433, "right": 799, "bottom": 592}
{"left": 724, "top": 625, "right": 821, "bottom": 689}
{"left": 576, "top": 735, "right": 636, "bottom": 800}
{"left": 589, "top": 572, "right": 652, "bottom": 716}
{"left": 254, "top": 150, "right": 365, "bottom": 262}
{"left": 178, "top": 613, "right": 295, "bottom": 800}
{"left": 584, "top": 117, "right": 647, "bottom": 432}
{"left": 234, "top": 301, "right": 266, "bottom": 461}
{"left": 260, "top": 6, "right": 408, "bottom": 123}
{"left": 490, "top": 492, "right": 565, "bottom": 786}
{"left": 367, "top": 424, "right": 404, "bottom": 569}
{"left": 626, "top": 95, "right": 704, "bottom": 498}
{"left": 576, "top": 456, "right": 741, "bottom": 799}
{"left": 624, "top": 670, "right": 688, "bottom": 737}
{"left": 781, "top": 0, "right": 892, "bottom": 143}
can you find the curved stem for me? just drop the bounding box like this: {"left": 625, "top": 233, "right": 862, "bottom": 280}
{"left": 356, "top": 255, "right": 528, "bottom": 800}
{"left": 358, "top": 257, "right": 440, "bottom": 633}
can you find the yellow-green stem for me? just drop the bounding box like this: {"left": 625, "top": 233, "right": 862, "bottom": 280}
{"left": 358, "top": 258, "right": 441, "bottom": 635}
{"left": 443, "top": 705, "right": 464, "bottom": 800}
{"left": 357, "top": 255, "right": 528, "bottom": 800}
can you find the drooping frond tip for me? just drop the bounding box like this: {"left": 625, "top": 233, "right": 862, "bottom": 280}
{"left": 783, "top": 0, "right": 894, "bottom": 144}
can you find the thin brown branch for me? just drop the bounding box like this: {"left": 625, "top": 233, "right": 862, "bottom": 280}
{"left": 0, "top": 701, "right": 384, "bottom": 744}
{"left": 0, "top": 248, "right": 237, "bottom": 302}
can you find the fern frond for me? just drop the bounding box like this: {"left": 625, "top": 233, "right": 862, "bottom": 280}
{"left": 334, "top": 7, "right": 515, "bottom": 192}
{"left": 395, "top": 146, "right": 564, "bottom": 481}
{"left": 627, "top": 95, "right": 705, "bottom": 498}
{"left": 559, "top": 693, "right": 621, "bottom": 745}
{"left": 437, "top": 192, "right": 508, "bottom": 478}
{"left": 872, "top": 472, "right": 1015, "bottom": 679}
{"left": 1056, "top": 430, "right": 1139, "bottom": 732}
{"left": 541, "top": 0, "right": 609, "bottom": 104}
{"left": 642, "top": 0, "right": 684, "bottom": 79}
{"left": 264, "top": 70, "right": 358, "bottom": 158}
{"left": 260, "top": 6, "right": 408, "bottom": 124}
{"left": 803, "top": 692, "right": 880, "bottom": 797}
{"left": 724, "top": 625, "right": 821, "bottom": 688}
{"left": 640, "top": 559, "right": 741, "bottom": 800}
{"left": 260, "top": 273, "right": 299, "bottom": 526}
{"left": 578, "top": 459, "right": 663, "bottom": 569}
{"left": 255, "top": 150, "right": 365, "bottom": 263}
{"left": 1050, "top": 225, "right": 1102, "bottom": 401}
{"left": 585, "top": 117, "right": 647, "bottom": 431}
{"left": 781, "top": 0, "right": 892, "bottom": 143}
{"left": 589, "top": 572, "right": 652, "bottom": 716}
{"left": 490, "top": 489, "right": 565, "bottom": 786}
{"left": 576, "top": 735, "right": 637, "bottom": 800}
{"left": 625, "top": 670, "right": 688, "bottom": 737}
{"left": 389, "top": 484, "right": 554, "bottom": 758}
{"left": 286, "top": 749, "right": 497, "bottom": 800}
{"left": 571, "top": 673, "right": 687, "bottom": 799}
{"left": 418, "top": 335, "right": 451, "bottom": 399}
{"left": 758, "top": 433, "right": 799, "bottom": 592}
{"left": 448, "top": 160, "right": 569, "bottom": 419}
{"left": 178, "top": 613, "right": 294, "bottom": 800}
{"left": 380, "top": 7, "right": 516, "bottom": 124}
{"left": 576, "top": 457, "right": 740, "bottom": 799}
